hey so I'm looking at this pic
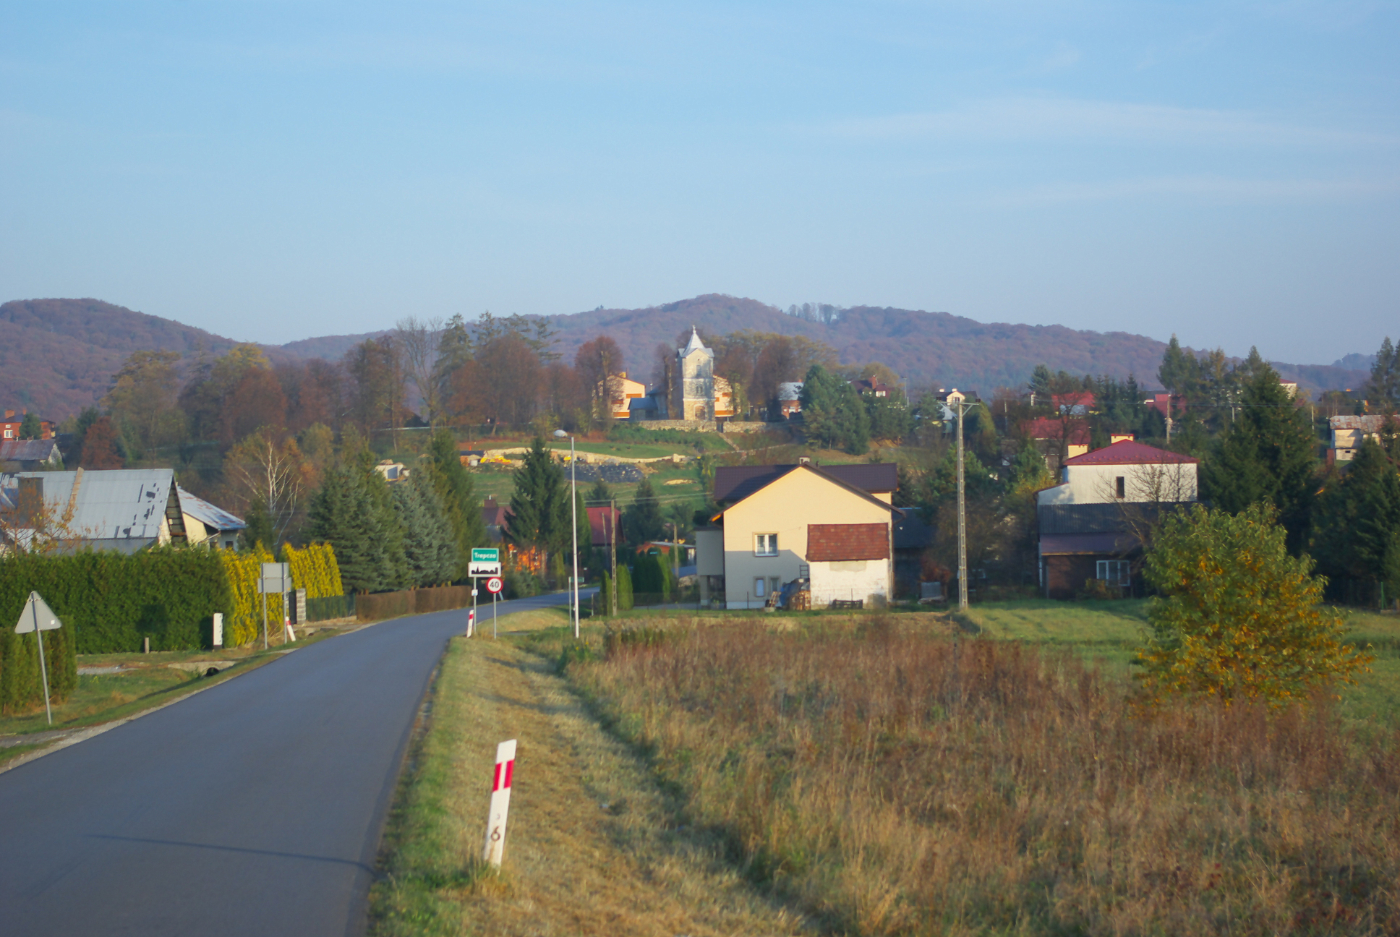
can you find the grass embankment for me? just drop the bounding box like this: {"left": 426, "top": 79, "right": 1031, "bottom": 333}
{"left": 369, "top": 606, "right": 810, "bottom": 937}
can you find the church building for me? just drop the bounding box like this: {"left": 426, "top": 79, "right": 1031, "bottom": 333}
{"left": 668, "top": 328, "right": 735, "bottom": 423}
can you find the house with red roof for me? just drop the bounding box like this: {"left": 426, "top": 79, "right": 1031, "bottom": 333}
{"left": 695, "top": 461, "right": 900, "bottom": 609}
{"left": 1035, "top": 438, "right": 1199, "bottom": 599}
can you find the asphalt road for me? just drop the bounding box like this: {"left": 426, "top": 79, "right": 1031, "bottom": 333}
{"left": 0, "top": 591, "right": 581, "bottom": 937}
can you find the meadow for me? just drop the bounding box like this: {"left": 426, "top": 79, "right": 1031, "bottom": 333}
{"left": 370, "top": 601, "right": 1400, "bottom": 935}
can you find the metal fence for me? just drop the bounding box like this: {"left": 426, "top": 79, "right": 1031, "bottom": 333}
{"left": 304, "top": 594, "right": 356, "bottom": 622}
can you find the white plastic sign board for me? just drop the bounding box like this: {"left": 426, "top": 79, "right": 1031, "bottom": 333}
{"left": 468, "top": 561, "right": 502, "bottom": 577}
{"left": 472, "top": 547, "right": 500, "bottom": 563}
{"left": 15, "top": 592, "right": 61, "bottom": 633}
{"left": 257, "top": 562, "right": 291, "bottom": 594}
{"left": 482, "top": 738, "right": 517, "bottom": 867}
{"left": 486, "top": 577, "right": 503, "bottom": 594}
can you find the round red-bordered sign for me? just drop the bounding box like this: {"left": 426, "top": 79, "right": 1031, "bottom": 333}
{"left": 486, "top": 577, "right": 504, "bottom": 594}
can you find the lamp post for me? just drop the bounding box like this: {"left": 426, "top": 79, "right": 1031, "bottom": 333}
{"left": 553, "top": 429, "right": 581, "bottom": 639}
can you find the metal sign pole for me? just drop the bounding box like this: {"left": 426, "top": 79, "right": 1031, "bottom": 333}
{"left": 34, "top": 601, "right": 52, "bottom": 726}
{"left": 262, "top": 590, "right": 268, "bottom": 650}
{"left": 492, "top": 590, "right": 498, "bottom": 639}
{"left": 471, "top": 577, "right": 478, "bottom": 637}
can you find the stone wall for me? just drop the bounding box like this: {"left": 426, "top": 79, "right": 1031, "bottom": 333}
{"left": 721, "top": 421, "right": 769, "bottom": 433}
{"left": 631, "top": 419, "right": 717, "bottom": 432}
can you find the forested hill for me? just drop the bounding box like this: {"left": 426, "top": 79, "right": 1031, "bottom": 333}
{"left": 540, "top": 295, "right": 1369, "bottom": 396}
{"left": 0, "top": 295, "right": 1371, "bottom": 420}
{"left": 0, "top": 299, "right": 247, "bottom": 419}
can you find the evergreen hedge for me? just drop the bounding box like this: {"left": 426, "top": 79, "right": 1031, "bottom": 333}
{"left": 219, "top": 546, "right": 282, "bottom": 647}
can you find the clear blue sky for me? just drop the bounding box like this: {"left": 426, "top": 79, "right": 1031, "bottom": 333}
{"left": 2, "top": 1, "right": 1396, "bottom": 364}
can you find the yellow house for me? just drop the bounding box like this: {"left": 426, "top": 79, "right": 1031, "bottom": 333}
{"left": 696, "top": 462, "right": 899, "bottom": 609}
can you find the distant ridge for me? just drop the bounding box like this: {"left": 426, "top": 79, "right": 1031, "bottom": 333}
{"left": 0, "top": 295, "right": 1372, "bottom": 420}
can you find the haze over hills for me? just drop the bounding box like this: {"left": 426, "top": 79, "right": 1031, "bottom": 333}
{"left": 0, "top": 295, "right": 1373, "bottom": 420}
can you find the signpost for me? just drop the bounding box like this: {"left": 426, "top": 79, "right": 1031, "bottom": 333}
{"left": 482, "top": 738, "right": 518, "bottom": 868}
{"left": 468, "top": 548, "right": 500, "bottom": 638}
{"left": 486, "top": 576, "right": 502, "bottom": 637}
{"left": 15, "top": 592, "right": 62, "bottom": 725}
{"left": 257, "top": 563, "right": 291, "bottom": 650}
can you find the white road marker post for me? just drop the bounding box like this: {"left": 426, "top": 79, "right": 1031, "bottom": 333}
{"left": 466, "top": 607, "right": 475, "bottom": 638}
{"left": 482, "top": 739, "right": 517, "bottom": 868}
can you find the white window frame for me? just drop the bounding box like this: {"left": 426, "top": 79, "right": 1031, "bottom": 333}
{"left": 1096, "top": 560, "right": 1130, "bottom": 586}
{"left": 754, "top": 533, "right": 777, "bottom": 556}
{"left": 753, "top": 577, "right": 766, "bottom": 597}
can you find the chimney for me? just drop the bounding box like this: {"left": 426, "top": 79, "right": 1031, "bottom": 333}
{"left": 4, "top": 410, "right": 13, "bottom": 419}
{"left": 798, "top": 456, "right": 811, "bottom": 465}
{"left": 1109, "top": 433, "right": 1135, "bottom": 445}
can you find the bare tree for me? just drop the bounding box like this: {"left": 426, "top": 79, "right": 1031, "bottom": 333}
{"left": 395, "top": 316, "right": 444, "bottom": 429}
{"left": 224, "top": 430, "right": 308, "bottom": 546}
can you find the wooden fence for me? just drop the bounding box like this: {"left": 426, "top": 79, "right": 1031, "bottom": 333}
{"left": 355, "top": 585, "right": 473, "bottom": 622}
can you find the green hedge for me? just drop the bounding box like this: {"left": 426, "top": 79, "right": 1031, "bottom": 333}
{"left": 0, "top": 614, "right": 77, "bottom": 714}
{"left": 0, "top": 547, "right": 232, "bottom": 656}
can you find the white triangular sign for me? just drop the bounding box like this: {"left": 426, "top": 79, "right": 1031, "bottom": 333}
{"left": 15, "top": 592, "right": 62, "bottom": 633}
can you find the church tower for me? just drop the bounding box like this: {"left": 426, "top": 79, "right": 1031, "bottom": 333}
{"left": 672, "top": 327, "right": 715, "bottom": 422}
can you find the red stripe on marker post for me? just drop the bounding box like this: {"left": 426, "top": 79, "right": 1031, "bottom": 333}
{"left": 482, "top": 739, "right": 517, "bottom": 867}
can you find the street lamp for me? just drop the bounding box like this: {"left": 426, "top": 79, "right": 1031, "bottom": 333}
{"left": 553, "top": 429, "right": 581, "bottom": 639}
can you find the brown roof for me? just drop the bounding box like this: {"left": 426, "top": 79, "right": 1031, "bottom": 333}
{"left": 1062, "top": 440, "right": 1198, "bottom": 466}
{"left": 712, "top": 462, "right": 897, "bottom": 504}
{"left": 806, "top": 523, "right": 889, "bottom": 562}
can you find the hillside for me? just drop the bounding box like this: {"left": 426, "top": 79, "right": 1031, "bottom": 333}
{"left": 0, "top": 295, "right": 1371, "bottom": 420}
{"left": 545, "top": 295, "right": 1368, "bottom": 395}
{"left": 0, "top": 299, "right": 251, "bottom": 420}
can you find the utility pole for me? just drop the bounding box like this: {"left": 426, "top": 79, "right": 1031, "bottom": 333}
{"left": 610, "top": 499, "right": 618, "bottom": 615}
{"left": 957, "top": 397, "right": 968, "bottom": 611}
{"left": 670, "top": 521, "right": 679, "bottom": 585}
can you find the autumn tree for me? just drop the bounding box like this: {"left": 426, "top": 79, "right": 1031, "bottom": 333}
{"left": 1138, "top": 503, "right": 1371, "bottom": 705}
{"left": 103, "top": 349, "right": 184, "bottom": 458}
{"left": 396, "top": 316, "right": 444, "bottom": 428}
{"left": 344, "top": 336, "right": 405, "bottom": 441}
{"left": 223, "top": 430, "right": 309, "bottom": 547}
{"left": 79, "top": 416, "right": 124, "bottom": 469}
{"left": 575, "top": 336, "right": 625, "bottom": 426}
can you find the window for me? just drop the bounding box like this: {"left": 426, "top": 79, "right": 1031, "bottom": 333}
{"left": 769, "top": 576, "right": 781, "bottom": 595}
{"left": 754, "top": 533, "right": 777, "bottom": 556}
{"left": 1096, "top": 560, "right": 1130, "bottom": 586}
{"left": 753, "top": 577, "right": 766, "bottom": 597}
{"left": 2, "top": 429, "right": 10, "bottom": 439}
{"left": 1114, "top": 476, "right": 1126, "bottom": 499}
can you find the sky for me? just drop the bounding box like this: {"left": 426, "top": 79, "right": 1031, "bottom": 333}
{"left": 2, "top": 1, "right": 1397, "bottom": 364}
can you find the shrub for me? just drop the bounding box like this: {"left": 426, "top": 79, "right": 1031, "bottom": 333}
{"left": 218, "top": 546, "right": 282, "bottom": 647}
{"left": 1140, "top": 502, "right": 1372, "bottom": 705}
{"left": 284, "top": 542, "right": 344, "bottom": 599}
{"left": 0, "top": 547, "right": 230, "bottom": 655}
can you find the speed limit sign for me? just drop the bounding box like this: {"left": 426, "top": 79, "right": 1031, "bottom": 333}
{"left": 486, "top": 577, "right": 503, "bottom": 595}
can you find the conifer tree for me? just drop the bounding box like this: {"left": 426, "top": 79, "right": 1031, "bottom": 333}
{"left": 506, "top": 436, "right": 570, "bottom": 563}
{"left": 424, "top": 429, "right": 487, "bottom": 578}
{"left": 306, "top": 466, "right": 406, "bottom": 592}
{"left": 393, "top": 475, "right": 457, "bottom": 587}
{"left": 1200, "top": 354, "right": 1318, "bottom": 552}
{"left": 1312, "top": 438, "right": 1400, "bottom": 591}
{"left": 623, "top": 477, "right": 665, "bottom": 546}
{"left": 1367, "top": 336, "right": 1399, "bottom": 412}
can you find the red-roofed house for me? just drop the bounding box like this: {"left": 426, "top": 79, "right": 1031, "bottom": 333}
{"left": 586, "top": 505, "right": 622, "bottom": 549}
{"left": 1035, "top": 438, "right": 1199, "bottom": 599}
{"left": 696, "top": 462, "right": 899, "bottom": 609}
{"left": 1037, "top": 439, "right": 1198, "bottom": 507}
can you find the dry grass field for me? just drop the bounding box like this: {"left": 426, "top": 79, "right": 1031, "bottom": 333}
{"left": 373, "top": 605, "right": 1400, "bottom": 936}
{"left": 562, "top": 615, "right": 1400, "bottom": 936}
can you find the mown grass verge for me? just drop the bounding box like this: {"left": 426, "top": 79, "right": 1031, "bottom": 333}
{"left": 368, "top": 609, "right": 812, "bottom": 937}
